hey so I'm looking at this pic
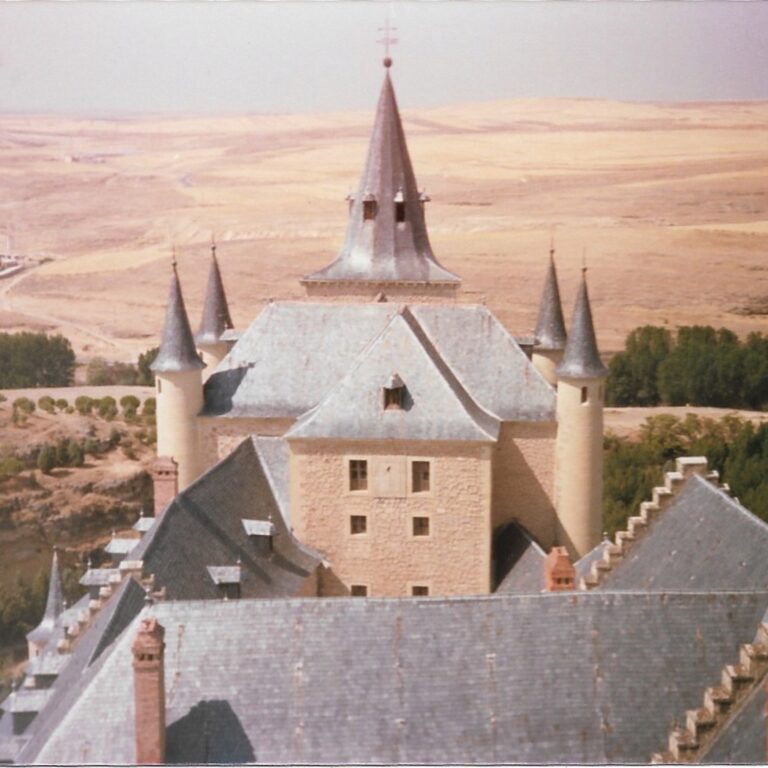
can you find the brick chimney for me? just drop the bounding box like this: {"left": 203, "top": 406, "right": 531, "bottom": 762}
{"left": 545, "top": 546, "right": 576, "bottom": 592}
{"left": 151, "top": 456, "right": 178, "bottom": 517}
{"left": 132, "top": 617, "right": 166, "bottom": 764}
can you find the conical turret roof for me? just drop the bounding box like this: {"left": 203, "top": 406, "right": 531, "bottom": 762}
{"left": 556, "top": 271, "right": 608, "bottom": 379}
{"left": 151, "top": 260, "right": 205, "bottom": 374}
{"left": 26, "top": 548, "right": 64, "bottom": 645}
{"left": 533, "top": 251, "right": 567, "bottom": 351}
{"left": 195, "top": 243, "right": 233, "bottom": 346}
{"left": 303, "top": 64, "right": 460, "bottom": 285}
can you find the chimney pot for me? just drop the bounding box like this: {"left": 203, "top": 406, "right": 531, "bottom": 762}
{"left": 545, "top": 546, "right": 576, "bottom": 592}
{"left": 132, "top": 617, "right": 166, "bottom": 764}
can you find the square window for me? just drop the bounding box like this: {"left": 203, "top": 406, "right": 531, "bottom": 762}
{"left": 350, "top": 515, "right": 367, "bottom": 535}
{"left": 412, "top": 516, "right": 430, "bottom": 537}
{"left": 412, "top": 461, "right": 430, "bottom": 493}
{"left": 411, "top": 585, "right": 429, "bottom": 597}
{"left": 349, "top": 459, "right": 368, "bottom": 491}
{"left": 350, "top": 584, "right": 368, "bottom": 597}
{"left": 383, "top": 387, "right": 404, "bottom": 410}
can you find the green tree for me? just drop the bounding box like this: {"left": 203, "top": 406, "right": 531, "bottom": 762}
{"left": 37, "top": 395, "right": 55, "bottom": 414}
{"left": 0, "top": 332, "right": 75, "bottom": 387}
{"left": 137, "top": 347, "right": 159, "bottom": 386}
{"left": 98, "top": 396, "right": 118, "bottom": 421}
{"left": 74, "top": 396, "right": 94, "bottom": 416}
{"left": 119, "top": 395, "right": 141, "bottom": 421}
{"left": 66, "top": 440, "right": 84, "bottom": 468}
{"left": 55, "top": 398, "right": 69, "bottom": 411}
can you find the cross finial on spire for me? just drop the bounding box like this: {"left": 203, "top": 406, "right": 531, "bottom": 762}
{"left": 210, "top": 231, "right": 217, "bottom": 259}
{"left": 582, "top": 247, "right": 587, "bottom": 275}
{"left": 549, "top": 227, "right": 555, "bottom": 259}
{"left": 377, "top": 18, "right": 398, "bottom": 68}
{"left": 171, "top": 244, "right": 178, "bottom": 270}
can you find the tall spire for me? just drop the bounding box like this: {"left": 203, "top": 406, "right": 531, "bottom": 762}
{"left": 195, "top": 240, "right": 233, "bottom": 346}
{"left": 302, "top": 61, "right": 460, "bottom": 286}
{"left": 151, "top": 257, "right": 205, "bottom": 373}
{"left": 26, "top": 548, "right": 64, "bottom": 649}
{"left": 556, "top": 270, "right": 607, "bottom": 379}
{"left": 533, "top": 247, "right": 567, "bottom": 351}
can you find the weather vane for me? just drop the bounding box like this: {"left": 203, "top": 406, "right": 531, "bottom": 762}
{"left": 377, "top": 18, "right": 398, "bottom": 68}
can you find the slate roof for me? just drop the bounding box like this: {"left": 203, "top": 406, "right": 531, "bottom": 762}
{"left": 699, "top": 672, "right": 766, "bottom": 763}
{"left": 26, "top": 550, "right": 64, "bottom": 646}
{"left": 533, "top": 253, "right": 567, "bottom": 351}
{"left": 597, "top": 475, "right": 768, "bottom": 591}
{"left": 203, "top": 302, "right": 555, "bottom": 422}
{"left": 133, "top": 514, "right": 156, "bottom": 534}
{"left": 493, "top": 523, "right": 546, "bottom": 593}
{"left": 28, "top": 589, "right": 768, "bottom": 765}
{"left": 302, "top": 68, "right": 460, "bottom": 286}
{"left": 287, "top": 308, "right": 500, "bottom": 442}
{"left": 195, "top": 244, "right": 234, "bottom": 346}
{"left": 12, "top": 576, "right": 146, "bottom": 765}
{"left": 130, "top": 435, "right": 320, "bottom": 600}
{"left": 151, "top": 262, "right": 205, "bottom": 374}
{"left": 104, "top": 537, "right": 139, "bottom": 556}
{"left": 556, "top": 271, "right": 608, "bottom": 379}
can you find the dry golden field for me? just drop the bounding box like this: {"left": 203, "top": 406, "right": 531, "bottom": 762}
{"left": 1, "top": 97, "right": 767, "bottom": 361}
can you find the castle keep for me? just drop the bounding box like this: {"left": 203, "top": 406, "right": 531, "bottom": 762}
{"left": 151, "top": 59, "right": 606, "bottom": 596}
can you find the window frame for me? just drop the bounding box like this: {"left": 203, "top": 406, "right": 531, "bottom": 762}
{"left": 412, "top": 516, "right": 431, "bottom": 538}
{"left": 409, "top": 459, "right": 432, "bottom": 495}
{"left": 350, "top": 514, "right": 368, "bottom": 536}
{"left": 350, "top": 584, "right": 368, "bottom": 597}
{"left": 347, "top": 458, "right": 369, "bottom": 493}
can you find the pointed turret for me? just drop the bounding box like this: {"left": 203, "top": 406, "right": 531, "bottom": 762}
{"left": 554, "top": 268, "right": 606, "bottom": 560}
{"left": 556, "top": 270, "right": 608, "bottom": 380}
{"left": 152, "top": 257, "right": 204, "bottom": 490}
{"left": 195, "top": 241, "right": 234, "bottom": 377}
{"left": 151, "top": 260, "right": 204, "bottom": 374}
{"left": 26, "top": 549, "right": 64, "bottom": 658}
{"left": 302, "top": 60, "right": 460, "bottom": 301}
{"left": 532, "top": 249, "right": 567, "bottom": 385}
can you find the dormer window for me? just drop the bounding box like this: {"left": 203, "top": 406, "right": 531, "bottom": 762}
{"left": 363, "top": 192, "right": 377, "bottom": 221}
{"left": 383, "top": 373, "right": 405, "bottom": 410}
{"left": 394, "top": 189, "right": 406, "bottom": 223}
{"left": 206, "top": 565, "right": 242, "bottom": 600}
{"left": 345, "top": 192, "right": 354, "bottom": 214}
{"left": 419, "top": 189, "right": 430, "bottom": 210}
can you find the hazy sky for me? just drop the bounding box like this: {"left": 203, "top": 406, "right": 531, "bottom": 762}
{"left": 0, "top": 1, "right": 767, "bottom": 115}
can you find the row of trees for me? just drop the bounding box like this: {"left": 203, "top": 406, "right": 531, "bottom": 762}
{"left": 606, "top": 326, "right": 768, "bottom": 410}
{"left": 603, "top": 414, "right": 768, "bottom": 535}
{"left": 0, "top": 332, "right": 159, "bottom": 390}
{"left": 9, "top": 395, "right": 155, "bottom": 426}
{"left": 0, "top": 333, "right": 76, "bottom": 388}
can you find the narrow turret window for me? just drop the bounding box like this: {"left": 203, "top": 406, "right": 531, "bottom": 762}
{"left": 411, "top": 585, "right": 430, "bottom": 596}
{"left": 394, "top": 189, "right": 406, "bottom": 223}
{"left": 581, "top": 386, "right": 588, "bottom": 404}
{"left": 363, "top": 194, "right": 377, "bottom": 221}
{"left": 350, "top": 584, "right": 368, "bottom": 597}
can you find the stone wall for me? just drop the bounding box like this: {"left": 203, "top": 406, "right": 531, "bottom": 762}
{"left": 491, "top": 421, "right": 557, "bottom": 548}
{"left": 289, "top": 439, "right": 492, "bottom": 597}
{"left": 197, "top": 416, "right": 295, "bottom": 470}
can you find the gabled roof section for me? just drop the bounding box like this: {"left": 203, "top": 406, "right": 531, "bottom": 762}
{"left": 494, "top": 523, "right": 546, "bottom": 593}
{"left": 130, "top": 436, "right": 319, "bottom": 600}
{"left": 203, "top": 302, "right": 556, "bottom": 423}
{"left": 195, "top": 243, "right": 234, "bottom": 346}
{"left": 26, "top": 550, "right": 64, "bottom": 646}
{"left": 597, "top": 475, "right": 768, "bottom": 591}
{"left": 302, "top": 67, "right": 460, "bottom": 286}
{"left": 556, "top": 270, "right": 607, "bottom": 379}
{"left": 533, "top": 251, "right": 567, "bottom": 351}
{"left": 287, "top": 308, "right": 500, "bottom": 442}
{"left": 151, "top": 261, "right": 205, "bottom": 374}
{"left": 27, "top": 590, "right": 768, "bottom": 765}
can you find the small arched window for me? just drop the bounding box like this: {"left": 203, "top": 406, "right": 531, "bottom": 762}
{"left": 363, "top": 192, "right": 377, "bottom": 221}
{"left": 394, "top": 189, "right": 406, "bottom": 223}
{"left": 581, "top": 386, "right": 589, "bottom": 404}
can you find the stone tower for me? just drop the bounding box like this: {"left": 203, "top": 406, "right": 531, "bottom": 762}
{"left": 532, "top": 248, "right": 567, "bottom": 387}
{"left": 554, "top": 269, "right": 607, "bottom": 559}
{"left": 195, "top": 241, "right": 234, "bottom": 379}
{"left": 151, "top": 260, "right": 205, "bottom": 490}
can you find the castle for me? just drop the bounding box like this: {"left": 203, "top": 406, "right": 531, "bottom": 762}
{"left": 2, "top": 59, "right": 768, "bottom": 765}
{"left": 151, "top": 56, "right": 607, "bottom": 598}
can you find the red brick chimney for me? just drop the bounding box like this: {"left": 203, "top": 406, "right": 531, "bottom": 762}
{"left": 132, "top": 617, "right": 166, "bottom": 764}
{"left": 151, "top": 456, "right": 178, "bottom": 517}
{"left": 545, "top": 546, "right": 576, "bottom": 592}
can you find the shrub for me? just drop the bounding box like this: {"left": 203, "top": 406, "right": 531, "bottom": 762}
{"left": 141, "top": 397, "right": 156, "bottom": 427}
{"left": 37, "top": 445, "right": 55, "bottom": 474}
{"left": 13, "top": 398, "right": 35, "bottom": 415}
{"left": 98, "top": 397, "right": 118, "bottom": 421}
{"left": 119, "top": 395, "right": 140, "bottom": 421}
{"left": 66, "top": 441, "right": 84, "bottom": 468}
{"left": 74, "top": 396, "right": 94, "bottom": 416}
{"left": 37, "top": 395, "right": 55, "bottom": 414}
{"left": 55, "top": 398, "right": 69, "bottom": 411}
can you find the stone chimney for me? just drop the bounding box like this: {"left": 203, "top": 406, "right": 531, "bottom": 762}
{"left": 132, "top": 617, "right": 166, "bottom": 764}
{"left": 544, "top": 546, "right": 576, "bottom": 592}
{"left": 151, "top": 456, "right": 178, "bottom": 517}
